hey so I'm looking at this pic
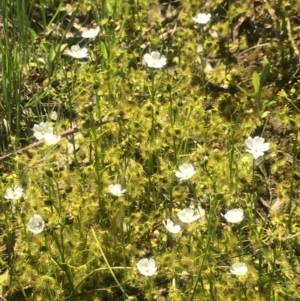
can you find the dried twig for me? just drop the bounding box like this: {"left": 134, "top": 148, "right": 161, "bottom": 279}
{"left": 286, "top": 17, "right": 300, "bottom": 57}
{"left": 0, "top": 116, "right": 121, "bottom": 163}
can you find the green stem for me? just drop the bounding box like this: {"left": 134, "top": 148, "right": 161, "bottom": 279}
{"left": 288, "top": 129, "right": 298, "bottom": 231}
{"left": 51, "top": 230, "right": 76, "bottom": 297}
{"left": 189, "top": 197, "right": 218, "bottom": 301}
{"left": 252, "top": 159, "right": 256, "bottom": 222}
{"left": 91, "top": 228, "right": 128, "bottom": 299}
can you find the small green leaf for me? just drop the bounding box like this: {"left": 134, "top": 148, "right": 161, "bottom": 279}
{"left": 252, "top": 71, "right": 260, "bottom": 94}
{"left": 260, "top": 63, "right": 270, "bottom": 87}
{"left": 101, "top": 42, "right": 108, "bottom": 60}
{"left": 261, "top": 111, "right": 270, "bottom": 118}
{"left": 49, "top": 47, "right": 56, "bottom": 62}
{"left": 236, "top": 85, "right": 250, "bottom": 96}
{"left": 265, "top": 100, "right": 276, "bottom": 107}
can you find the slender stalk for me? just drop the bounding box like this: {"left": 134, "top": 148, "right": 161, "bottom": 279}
{"left": 91, "top": 228, "right": 128, "bottom": 299}
{"left": 288, "top": 129, "right": 298, "bottom": 231}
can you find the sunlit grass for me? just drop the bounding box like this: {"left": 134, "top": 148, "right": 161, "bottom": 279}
{"left": 0, "top": 0, "right": 300, "bottom": 300}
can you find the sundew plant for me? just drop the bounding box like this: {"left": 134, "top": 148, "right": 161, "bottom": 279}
{"left": 0, "top": 0, "right": 300, "bottom": 300}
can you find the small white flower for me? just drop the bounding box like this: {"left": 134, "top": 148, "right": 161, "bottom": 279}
{"left": 4, "top": 186, "right": 23, "bottom": 200}
{"left": 175, "top": 163, "right": 196, "bottom": 181}
{"left": 50, "top": 111, "right": 57, "bottom": 121}
{"left": 163, "top": 219, "right": 181, "bottom": 234}
{"left": 81, "top": 27, "right": 100, "bottom": 38}
{"left": 109, "top": 184, "right": 126, "bottom": 197}
{"left": 230, "top": 262, "right": 248, "bottom": 276}
{"left": 224, "top": 208, "right": 244, "bottom": 224}
{"left": 44, "top": 133, "right": 61, "bottom": 145}
{"left": 28, "top": 214, "right": 45, "bottom": 234}
{"left": 204, "top": 61, "right": 213, "bottom": 75}
{"left": 193, "top": 13, "right": 211, "bottom": 24}
{"left": 123, "top": 222, "right": 130, "bottom": 233}
{"left": 66, "top": 45, "right": 88, "bottom": 59}
{"left": 33, "top": 122, "right": 53, "bottom": 140}
{"left": 177, "top": 208, "right": 201, "bottom": 224}
{"left": 189, "top": 203, "right": 206, "bottom": 220}
{"left": 137, "top": 258, "right": 157, "bottom": 276}
{"left": 143, "top": 51, "right": 167, "bottom": 68}
{"left": 244, "top": 136, "right": 270, "bottom": 159}
{"left": 196, "top": 205, "right": 206, "bottom": 220}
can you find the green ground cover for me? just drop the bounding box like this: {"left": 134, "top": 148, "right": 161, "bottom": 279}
{"left": 0, "top": 0, "right": 300, "bottom": 300}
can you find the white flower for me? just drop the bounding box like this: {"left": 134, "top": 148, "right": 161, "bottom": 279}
{"left": 32, "top": 123, "right": 60, "bottom": 144}
{"left": 137, "top": 258, "right": 157, "bottom": 276}
{"left": 193, "top": 13, "right": 211, "bottom": 24}
{"left": 28, "top": 214, "right": 45, "bottom": 234}
{"left": 224, "top": 208, "right": 244, "bottom": 224}
{"left": 81, "top": 27, "right": 100, "bottom": 38}
{"left": 244, "top": 136, "right": 270, "bottom": 159}
{"left": 163, "top": 219, "right": 181, "bottom": 234}
{"left": 230, "top": 262, "right": 248, "bottom": 276}
{"left": 175, "top": 163, "right": 196, "bottom": 181}
{"left": 66, "top": 45, "right": 88, "bottom": 59}
{"left": 109, "top": 184, "right": 126, "bottom": 197}
{"left": 4, "top": 186, "right": 23, "bottom": 200}
{"left": 177, "top": 208, "right": 201, "bottom": 223}
{"left": 44, "top": 133, "right": 61, "bottom": 145}
{"left": 50, "top": 111, "right": 57, "bottom": 121}
{"left": 143, "top": 51, "right": 167, "bottom": 68}
{"left": 33, "top": 122, "right": 53, "bottom": 140}
{"left": 189, "top": 203, "right": 206, "bottom": 220}
{"left": 196, "top": 205, "right": 206, "bottom": 220}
